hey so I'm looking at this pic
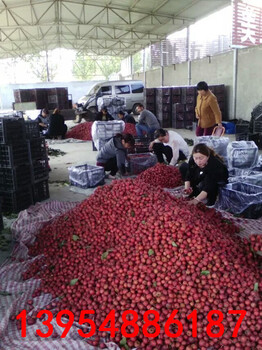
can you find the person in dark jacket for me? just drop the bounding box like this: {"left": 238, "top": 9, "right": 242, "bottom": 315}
{"left": 117, "top": 110, "right": 136, "bottom": 124}
{"left": 96, "top": 133, "right": 135, "bottom": 179}
{"left": 46, "top": 108, "right": 67, "bottom": 139}
{"left": 36, "top": 108, "right": 49, "bottom": 132}
{"left": 180, "top": 143, "right": 228, "bottom": 206}
{"left": 135, "top": 103, "right": 160, "bottom": 138}
{"left": 95, "top": 107, "right": 114, "bottom": 121}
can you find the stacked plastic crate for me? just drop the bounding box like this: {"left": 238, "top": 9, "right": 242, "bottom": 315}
{"left": 27, "top": 121, "right": 50, "bottom": 203}
{"left": 155, "top": 88, "right": 172, "bottom": 128}
{"left": 0, "top": 118, "right": 33, "bottom": 213}
{"left": 145, "top": 88, "right": 156, "bottom": 116}
{"left": 249, "top": 102, "right": 262, "bottom": 149}
{"left": 0, "top": 198, "right": 3, "bottom": 231}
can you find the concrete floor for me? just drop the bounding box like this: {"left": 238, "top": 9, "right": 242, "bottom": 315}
{"left": 0, "top": 124, "right": 240, "bottom": 266}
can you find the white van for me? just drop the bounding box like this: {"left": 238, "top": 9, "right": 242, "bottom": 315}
{"left": 77, "top": 80, "right": 144, "bottom": 114}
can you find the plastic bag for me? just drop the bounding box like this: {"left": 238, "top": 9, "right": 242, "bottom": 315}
{"left": 227, "top": 141, "right": 258, "bottom": 169}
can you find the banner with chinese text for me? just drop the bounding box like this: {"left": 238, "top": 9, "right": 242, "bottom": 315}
{"left": 232, "top": 0, "right": 262, "bottom": 47}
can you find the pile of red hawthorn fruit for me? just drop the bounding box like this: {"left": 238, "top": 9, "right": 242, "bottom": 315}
{"left": 20, "top": 179, "right": 262, "bottom": 349}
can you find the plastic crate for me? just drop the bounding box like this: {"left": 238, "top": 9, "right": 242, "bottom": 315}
{"left": 194, "top": 136, "right": 229, "bottom": 161}
{"left": 69, "top": 164, "right": 105, "bottom": 188}
{"left": 128, "top": 153, "right": 157, "bottom": 175}
{"left": 94, "top": 121, "right": 125, "bottom": 139}
{"left": 25, "top": 120, "right": 40, "bottom": 139}
{"left": 241, "top": 174, "right": 262, "bottom": 187}
{"left": 0, "top": 166, "right": 32, "bottom": 191}
{"left": 32, "top": 179, "right": 50, "bottom": 203}
{"left": 0, "top": 199, "right": 3, "bottom": 231}
{"left": 235, "top": 121, "right": 250, "bottom": 134}
{"left": 0, "top": 142, "right": 31, "bottom": 167}
{"left": 253, "top": 119, "right": 262, "bottom": 133}
{"left": 29, "top": 137, "right": 47, "bottom": 160}
{"left": 0, "top": 186, "right": 33, "bottom": 213}
{"left": 32, "top": 159, "right": 49, "bottom": 182}
{"left": 129, "top": 138, "right": 151, "bottom": 154}
{"left": 0, "top": 117, "right": 26, "bottom": 144}
{"left": 217, "top": 182, "right": 262, "bottom": 219}
{"left": 227, "top": 141, "right": 258, "bottom": 169}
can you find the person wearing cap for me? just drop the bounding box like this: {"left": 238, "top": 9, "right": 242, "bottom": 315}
{"left": 95, "top": 107, "right": 114, "bottom": 121}
{"left": 195, "top": 81, "right": 223, "bottom": 136}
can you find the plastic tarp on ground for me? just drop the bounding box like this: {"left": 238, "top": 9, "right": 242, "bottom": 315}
{"left": 0, "top": 201, "right": 120, "bottom": 350}
{"left": 1, "top": 199, "right": 262, "bottom": 349}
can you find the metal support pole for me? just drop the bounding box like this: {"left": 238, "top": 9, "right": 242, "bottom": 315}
{"left": 130, "top": 55, "right": 133, "bottom": 79}
{"left": 186, "top": 26, "right": 191, "bottom": 86}
{"left": 160, "top": 40, "right": 164, "bottom": 86}
{"left": 45, "top": 50, "right": 50, "bottom": 82}
{"left": 143, "top": 48, "right": 146, "bottom": 87}
{"left": 233, "top": 48, "right": 238, "bottom": 119}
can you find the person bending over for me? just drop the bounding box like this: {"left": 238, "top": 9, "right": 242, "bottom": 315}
{"left": 180, "top": 143, "right": 228, "bottom": 206}
{"left": 149, "top": 129, "right": 189, "bottom": 166}
{"left": 135, "top": 104, "right": 160, "bottom": 139}
{"left": 96, "top": 133, "right": 135, "bottom": 179}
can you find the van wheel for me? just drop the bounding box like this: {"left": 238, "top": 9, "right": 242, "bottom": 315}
{"left": 74, "top": 114, "right": 82, "bottom": 123}
{"left": 132, "top": 104, "right": 140, "bottom": 115}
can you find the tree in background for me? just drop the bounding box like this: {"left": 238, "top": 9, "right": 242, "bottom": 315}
{"left": 72, "top": 54, "right": 121, "bottom": 80}
{"left": 24, "top": 52, "right": 57, "bottom": 82}
{"left": 132, "top": 51, "right": 143, "bottom": 73}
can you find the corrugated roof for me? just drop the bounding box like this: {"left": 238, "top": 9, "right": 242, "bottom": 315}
{"left": 0, "top": 0, "right": 230, "bottom": 58}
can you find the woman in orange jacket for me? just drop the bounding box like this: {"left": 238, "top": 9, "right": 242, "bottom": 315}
{"left": 195, "top": 81, "right": 223, "bottom": 136}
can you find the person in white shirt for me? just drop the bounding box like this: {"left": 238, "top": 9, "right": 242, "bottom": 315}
{"left": 149, "top": 128, "right": 189, "bottom": 166}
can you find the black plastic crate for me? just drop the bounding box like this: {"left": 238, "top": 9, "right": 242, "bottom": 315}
{"left": 32, "top": 159, "right": 49, "bottom": 182}
{"left": 128, "top": 153, "right": 157, "bottom": 175}
{"left": 0, "top": 117, "right": 26, "bottom": 144}
{"left": 253, "top": 118, "right": 262, "bottom": 134}
{"left": 25, "top": 121, "right": 40, "bottom": 139}
{"left": 172, "top": 95, "right": 181, "bottom": 103}
{"left": 235, "top": 120, "right": 250, "bottom": 134}
{"left": 172, "top": 87, "right": 181, "bottom": 96}
{"left": 32, "top": 179, "right": 49, "bottom": 203}
{"left": 29, "top": 137, "right": 47, "bottom": 160}
{"left": 172, "top": 119, "right": 184, "bottom": 129}
{"left": 0, "top": 142, "right": 31, "bottom": 167}
{"left": 236, "top": 133, "right": 262, "bottom": 149}
{"left": 173, "top": 103, "right": 185, "bottom": 113}
{"left": 0, "top": 166, "right": 32, "bottom": 191}
{"left": 0, "top": 198, "right": 3, "bottom": 231}
{"left": 145, "top": 88, "right": 156, "bottom": 96}
{"left": 156, "top": 88, "right": 172, "bottom": 97}
{"left": 0, "top": 186, "right": 33, "bottom": 213}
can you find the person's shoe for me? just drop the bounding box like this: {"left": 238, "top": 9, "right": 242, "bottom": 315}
{"left": 108, "top": 174, "right": 116, "bottom": 179}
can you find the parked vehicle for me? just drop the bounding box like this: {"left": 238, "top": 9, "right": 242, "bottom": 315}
{"left": 77, "top": 80, "right": 144, "bottom": 115}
